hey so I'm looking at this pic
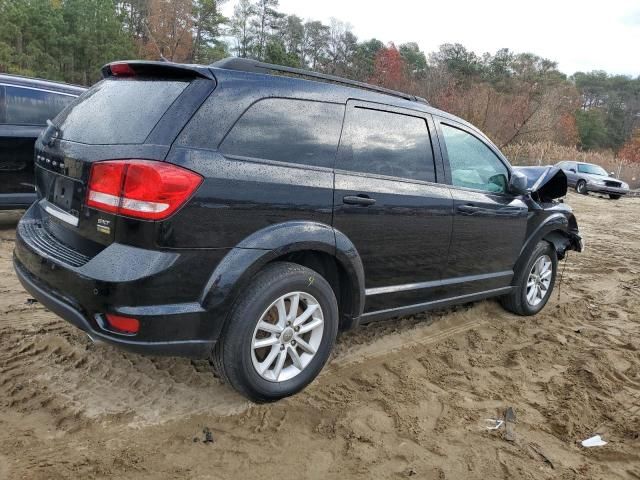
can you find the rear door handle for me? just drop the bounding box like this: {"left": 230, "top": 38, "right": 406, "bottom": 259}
{"left": 457, "top": 204, "right": 479, "bottom": 214}
{"left": 343, "top": 195, "right": 376, "bottom": 206}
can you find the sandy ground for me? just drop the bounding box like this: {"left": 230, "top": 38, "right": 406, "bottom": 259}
{"left": 0, "top": 192, "right": 639, "bottom": 480}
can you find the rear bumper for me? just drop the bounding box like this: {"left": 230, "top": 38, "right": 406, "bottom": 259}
{"left": 12, "top": 204, "right": 227, "bottom": 358}
{"left": 14, "top": 258, "right": 213, "bottom": 357}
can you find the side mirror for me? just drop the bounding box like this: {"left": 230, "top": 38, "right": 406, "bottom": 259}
{"left": 609, "top": 171, "right": 616, "bottom": 177}
{"left": 508, "top": 171, "right": 529, "bottom": 195}
{"left": 569, "top": 168, "right": 576, "bottom": 173}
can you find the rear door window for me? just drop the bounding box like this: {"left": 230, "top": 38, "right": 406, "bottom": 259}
{"left": 220, "top": 98, "right": 344, "bottom": 168}
{"left": 55, "top": 78, "right": 188, "bottom": 145}
{"left": 2, "top": 86, "right": 75, "bottom": 125}
{"left": 337, "top": 106, "right": 436, "bottom": 182}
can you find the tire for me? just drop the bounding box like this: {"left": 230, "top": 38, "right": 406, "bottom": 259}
{"left": 212, "top": 262, "right": 339, "bottom": 402}
{"left": 500, "top": 241, "right": 558, "bottom": 316}
{"left": 609, "top": 194, "right": 621, "bottom": 200}
{"left": 576, "top": 180, "right": 588, "bottom": 195}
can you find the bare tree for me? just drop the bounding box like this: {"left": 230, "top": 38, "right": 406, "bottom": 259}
{"left": 230, "top": 0, "right": 255, "bottom": 58}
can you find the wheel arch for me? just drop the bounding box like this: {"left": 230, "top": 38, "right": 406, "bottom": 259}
{"left": 199, "top": 221, "right": 365, "bottom": 341}
{"left": 514, "top": 213, "right": 573, "bottom": 279}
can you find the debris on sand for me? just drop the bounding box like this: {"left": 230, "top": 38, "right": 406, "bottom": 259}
{"left": 581, "top": 435, "right": 607, "bottom": 448}
{"left": 203, "top": 427, "right": 214, "bottom": 444}
{"left": 504, "top": 407, "right": 517, "bottom": 442}
{"left": 484, "top": 418, "right": 504, "bottom": 431}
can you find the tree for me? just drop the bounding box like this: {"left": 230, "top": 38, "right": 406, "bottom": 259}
{"left": 320, "top": 19, "right": 357, "bottom": 76}
{"left": 229, "top": 0, "right": 255, "bottom": 58}
{"left": 0, "top": 0, "right": 135, "bottom": 84}
{"left": 275, "top": 15, "right": 304, "bottom": 64}
{"left": 263, "top": 38, "right": 298, "bottom": 66}
{"left": 430, "top": 43, "right": 481, "bottom": 80}
{"left": 619, "top": 129, "right": 640, "bottom": 163}
{"left": 399, "top": 42, "right": 426, "bottom": 76}
{"left": 351, "top": 38, "right": 383, "bottom": 81}
{"left": 576, "top": 109, "right": 609, "bottom": 149}
{"left": 301, "top": 20, "right": 329, "bottom": 69}
{"left": 191, "top": 0, "right": 227, "bottom": 63}
{"left": 252, "top": 0, "right": 281, "bottom": 60}
{"left": 369, "top": 43, "right": 407, "bottom": 90}
{"left": 143, "top": 0, "right": 193, "bottom": 62}
{"left": 573, "top": 71, "right": 640, "bottom": 151}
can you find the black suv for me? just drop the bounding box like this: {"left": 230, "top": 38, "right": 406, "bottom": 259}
{"left": 13, "top": 59, "right": 583, "bottom": 402}
{"left": 0, "top": 74, "right": 85, "bottom": 209}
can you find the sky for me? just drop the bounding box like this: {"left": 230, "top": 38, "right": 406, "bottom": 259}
{"left": 221, "top": 0, "right": 640, "bottom": 77}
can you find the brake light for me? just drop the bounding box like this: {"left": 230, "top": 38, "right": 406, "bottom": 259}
{"left": 109, "top": 63, "right": 136, "bottom": 77}
{"left": 105, "top": 314, "right": 139, "bottom": 334}
{"left": 87, "top": 160, "right": 202, "bottom": 220}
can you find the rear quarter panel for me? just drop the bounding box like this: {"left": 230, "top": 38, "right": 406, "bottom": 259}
{"left": 160, "top": 148, "right": 334, "bottom": 248}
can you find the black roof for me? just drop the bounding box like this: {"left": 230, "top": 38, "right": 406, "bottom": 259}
{"left": 0, "top": 73, "right": 86, "bottom": 95}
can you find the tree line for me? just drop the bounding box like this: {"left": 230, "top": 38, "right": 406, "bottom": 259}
{"left": 0, "top": 0, "right": 639, "bottom": 163}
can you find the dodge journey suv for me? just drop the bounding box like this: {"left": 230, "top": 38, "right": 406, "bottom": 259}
{"left": 14, "top": 58, "right": 583, "bottom": 402}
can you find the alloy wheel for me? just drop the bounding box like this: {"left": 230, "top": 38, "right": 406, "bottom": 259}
{"left": 251, "top": 291, "right": 324, "bottom": 382}
{"left": 526, "top": 254, "right": 552, "bottom": 307}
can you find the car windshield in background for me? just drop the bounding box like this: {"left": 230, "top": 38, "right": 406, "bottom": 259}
{"left": 55, "top": 78, "right": 188, "bottom": 145}
{"left": 578, "top": 163, "right": 607, "bottom": 176}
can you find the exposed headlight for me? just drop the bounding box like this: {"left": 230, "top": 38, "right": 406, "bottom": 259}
{"left": 621, "top": 182, "right": 629, "bottom": 189}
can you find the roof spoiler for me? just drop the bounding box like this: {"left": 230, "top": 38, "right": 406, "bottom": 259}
{"left": 101, "top": 61, "right": 215, "bottom": 80}
{"left": 211, "top": 57, "right": 429, "bottom": 105}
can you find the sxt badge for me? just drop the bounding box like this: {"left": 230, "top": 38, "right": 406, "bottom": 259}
{"left": 97, "top": 218, "right": 111, "bottom": 235}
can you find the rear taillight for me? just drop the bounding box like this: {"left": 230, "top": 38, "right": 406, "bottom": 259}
{"left": 87, "top": 160, "right": 202, "bottom": 220}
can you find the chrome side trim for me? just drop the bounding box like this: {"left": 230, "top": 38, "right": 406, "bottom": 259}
{"left": 365, "top": 270, "right": 513, "bottom": 296}
{"left": 42, "top": 200, "right": 79, "bottom": 227}
{"left": 360, "top": 286, "right": 514, "bottom": 323}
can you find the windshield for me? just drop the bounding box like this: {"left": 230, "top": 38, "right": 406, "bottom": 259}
{"left": 577, "top": 163, "right": 608, "bottom": 176}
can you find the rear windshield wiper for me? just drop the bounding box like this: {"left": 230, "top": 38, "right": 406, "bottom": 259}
{"left": 42, "top": 119, "right": 61, "bottom": 146}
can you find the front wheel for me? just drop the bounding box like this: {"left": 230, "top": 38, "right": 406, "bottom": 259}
{"left": 212, "top": 262, "right": 339, "bottom": 402}
{"left": 501, "top": 241, "right": 558, "bottom": 316}
{"left": 576, "top": 180, "right": 588, "bottom": 195}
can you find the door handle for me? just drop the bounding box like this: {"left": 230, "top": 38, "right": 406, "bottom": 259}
{"left": 343, "top": 194, "right": 376, "bottom": 206}
{"left": 457, "top": 204, "right": 479, "bottom": 214}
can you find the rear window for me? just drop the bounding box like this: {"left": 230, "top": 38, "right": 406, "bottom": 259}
{"left": 56, "top": 78, "right": 188, "bottom": 145}
{"left": 0, "top": 85, "right": 75, "bottom": 125}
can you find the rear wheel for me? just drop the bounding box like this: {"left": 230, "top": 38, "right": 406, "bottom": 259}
{"left": 609, "top": 194, "right": 621, "bottom": 200}
{"left": 501, "top": 241, "right": 557, "bottom": 316}
{"left": 212, "top": 262, "right": 338, "bottom": 402}
{"left": 576, "top": 180, "right": 588, "bottom": 195}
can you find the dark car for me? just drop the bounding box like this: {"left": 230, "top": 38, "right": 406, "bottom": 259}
{"left": 555, "top": 160, "right": 629, "bottom": 199}
{"left": 0, "top": 74, "right": 85, "bottom": 209}
{"left": 13, "top": 59, "right": 583, "bottom": 402}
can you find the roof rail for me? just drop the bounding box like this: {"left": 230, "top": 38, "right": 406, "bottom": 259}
{"left": 211, "top": 57, "right": 429, "bottom": 106}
